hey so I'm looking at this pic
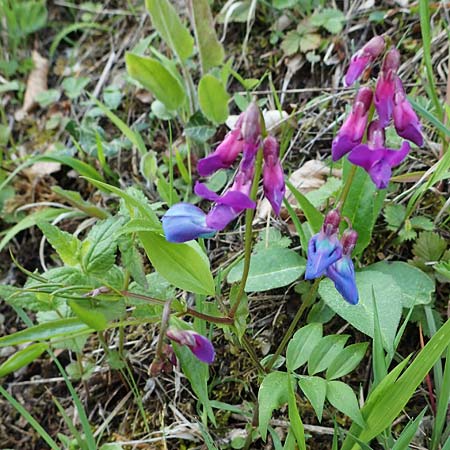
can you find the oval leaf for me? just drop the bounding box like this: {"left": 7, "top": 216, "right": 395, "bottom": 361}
{"left": 364, "top": 261, "right": 434, "bottom": 307}
{"left": 298, "top": 375, "right": 327, "bottom": 421}
{"left": 126, "top": 53, "right": 186, "bottom": 111}
{"left": 138, "top": 231, "right": 215, "bottom": 295}
{"left": 198, "top": 74, "right": 230, "bottom": 124}
{"left": 145, "top": 0, "right": 194, "bottom": 61}
{"left": 325, "top": 342, "right": 369, "bottom": 380}
{"left": 286, "top": 323, "right": 323, "bottom": 371}
{"left": 258, "top": 371, "right": 290, "bottom": 441}
{"left": 227, "top": 248, "right": 306, "bottom": 292}
{"left": 0, "top": 343, "right": 48, "bottom": 377}
{"left": 319, "top": 271, "right": 402, "bottom": 351}
{"left": 326, "top": 380, "right": 365, "bottom": 427}
{"left": 308, "top": 334, "right": 349, "bottom": 375}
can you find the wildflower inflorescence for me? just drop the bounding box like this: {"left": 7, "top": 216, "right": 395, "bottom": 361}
{"left": 162, "top": 102, "right": 285, "bottom": 243}
{"left": 305, "top": 210, "right": 359, "bottom": 305}
{"left": 334, "top": 36, "right": 423, "bottom": 189}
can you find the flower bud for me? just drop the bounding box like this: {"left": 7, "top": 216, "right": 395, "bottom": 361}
{"left": 241, "top": 102, "right": 261, "bottom": 145}
{"left": 323, "top": 209, "right": 341, "bottom": 235}
{"left": 262, "top": 136, "right": 285, "bottom": 215}
{"left": 344, "top": 35, "right": 385, "bottom": 86}
{"left": 341, "top": 229, "right": 358, "bottom": 255}
{"left": 326, "top": 256, "right": 359, "bottom": 305}
{"left": 166, "top": 328, "right": 215, "bottom": 364}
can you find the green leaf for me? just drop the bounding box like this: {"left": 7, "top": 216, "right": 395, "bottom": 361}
{"left": 325, "top": 343, "right": 368, "bottom": 380}
{"left": 392, "top": 408, "right": 427, "bottom": 450}
{"left": 89, "top": 96, "right": 147, "bottom": 155}
{"left": 326, "top": 380, "right": 365, "bottom": 427}
{"left": 0, "top": 343, "right": 48, "bottom": 378}
{"left": 299, "top": 33, "right": 322, "bottom": 53}
{"left": 0, "top": 207, "right": 73, "bottom": 252}
{"left": 69, "top": 298, "right": 125, "bottom": 330}
{"left": 286, "top": 180, "right": 323, "bottom": 233}
{"left": 384, "top": 204, "right": 405, "bottom": 230}
{"left": 308, "top": 334, "right": 349, "bottom": 375}
{"left": 138, "top": 231, "right": 215, "bottom": 295}
{"left": 52, "top": 186, "right": 108, "bottom": 219}
{"left": 198, "top": 74, "right": 230, "bottom": 124}
{"left": 126, "top": 53, "right": 186, "bottom": 111}
{"left": 342, "top": 163, "right": 385, "bottom": 255}
{"left": 319, "top": 271, "right": 402, "bottom": 351}
{"left": 145, "top": 0, "right": 194, "bottom": 61}
{"left": 311, "top": 8, "right": 346, "bottom": 34}
{"left": 364, "top": 261, "right": 434, "bottom": 307}
{"left": 286, "top": 322, "right": 323, "bottom": 371}
{"left": 281, "top": 31, "right": 301, "bottom": 56}
{"left": 184, "top": 111, "right": 216, "bottom": 143}
{"left": 258, "top": 371, "right": 290, "bottom": 441}
{"left": 38, "top": 222, "right": 81, "bottom": 266}
{"left": 298, "top": 375, "right": 327, "bottom": 421}
{"left": 287, "top": 374, "right": 306, "bottom": 449}
{"left": 412, "top": 231, "right": 447, "bottom": 262}
{"left": 82, "top": 217, "right": 123, "bottom": 276}
{"left": 342, "top": 318, "right": 450, "bottom": 449}
{"left": 192, "top": 0, "right": 225, "bottom": 72}
{"left": 119, "top": 235, "right": 147, "bottom": 288}
{"left": 0, "top": 318, "right": 92, "bottom": 347}
{"left": 227, "top": 248, "right": 306, "bottom": 292}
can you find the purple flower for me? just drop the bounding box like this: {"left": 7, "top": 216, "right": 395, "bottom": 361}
{"left": 305, "top": 209, "right": 343, "bottom": 279}
{"left": 393, "top": 78, "right": 423, "bottom": 147}
{"left": 197, "top": 128, "right": 243, "bottom": 177}
{"left": 344, "top": 36, "right": 385, "bottom": 87}
{"left": 374, "top": 48, "right": 400, "bottom": 126}
{"left": 162, "top": 203, "right": 216, "bottom": 243}
{"left": 195, "top": 173, "right": 256, "bottom": 230}
{"left": 166, "top": 328, "right": 215, "bottom": 364}
{"left": 241, "top": 102, "right": 261, "bottom": 165}
{"left": 332, "top": 87, "right": 373, "bottom": 161}
{"left": 326, "top": 256, "right": 358, "bottom": 305}
{"left": 262, "top": 136, "right": 285, "bottom": 215}
{"left": 348, "top": 120, "right": 410, "bottom": 189}
{"left": 326, "top": 229, "right": 359, "bottom": 305}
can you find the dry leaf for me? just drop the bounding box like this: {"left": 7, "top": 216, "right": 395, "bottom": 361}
{"left": 257, "top": 160, "right": 342, "bottom": 220}
{"left": 24, "top": 161, "right": 62, "bottom": 177}
{"left": 15, "top": 50, "right": 49, "bottom": 121}
{"left": 226, "top": 110, "right": 290, "bottom": 133}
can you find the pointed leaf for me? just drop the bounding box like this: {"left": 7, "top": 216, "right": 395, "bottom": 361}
{"left": 326, "top": 342, "right": 369, "bottom": 380}
{"left": 286, "top": 323, "right": 323, "bottom": 371}
{"left": 326, "top": 380, "right": 365, "bottom": 427}
{"left": 198, "top": 74, "right": 230, "bottom": 124}
{"left": 298, "top": 376, "right": 327, "bottom": 421}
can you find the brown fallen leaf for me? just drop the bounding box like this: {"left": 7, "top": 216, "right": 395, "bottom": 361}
{"left": 15, "top": 50, "right": 49, "bottom": 121}
{"left": 257, "top": 160, "right": 342, "bottom": 220}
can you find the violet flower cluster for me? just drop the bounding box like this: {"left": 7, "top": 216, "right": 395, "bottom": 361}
{"left": 305, "top": 209, "right": 359, "bottom": 305}
{"left": 333, "top": 36, "right": 423, "bottom": 189}
{"left": 162, "top": 103, "right": 286, "bottom": 243}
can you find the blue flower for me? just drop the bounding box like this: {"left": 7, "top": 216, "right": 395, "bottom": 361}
{"left": 326, "top": 255, "right": 359, "bottom": 305}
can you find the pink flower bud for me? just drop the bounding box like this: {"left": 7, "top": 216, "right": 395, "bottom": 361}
{"left": 344, "top": 36, "right": 385, "bottom": 86}
{"left": 323, "top": 209, "right": 341, "bottom": 235}
{"left": 262, "top": 136, "right": 285, "bottom": 215}
{"left": 341, "top": 229, "right": 358, "bottom": 255}
{"left": 166, "top": 328, "right": 215, "bottom": 364}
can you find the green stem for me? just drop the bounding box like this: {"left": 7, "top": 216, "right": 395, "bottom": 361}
{"left": 337, "top": 164, "right": 357, "bottom": 209}
{"left": 229, "top": 148, "right": 264, "bottom": 318}
{"left": 265, "top": 279, "right": 320, "bottom": 372}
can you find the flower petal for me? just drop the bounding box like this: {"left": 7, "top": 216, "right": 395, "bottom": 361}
{"left": 326, "top": 256, "right": 359, "bottom": 305}
{"left": 305, "top": 232, "right": 343, "bottom": 279}
{"left": 191, "top": 333, "right": 215, "bottom": 364}
{"left": 162, "top": 203, "right": 216, "bottom": 243}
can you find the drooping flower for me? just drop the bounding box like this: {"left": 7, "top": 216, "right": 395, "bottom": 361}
{"left": 348, "top": 120, "right": 410, "bottom": 189}
{"left": 162, "top": 203, "right": 216, "bottom": 243}
{"left": 305, "top": 209, "right": 343, "bottom": 279}
{"left": 262, "top": 136, "right": 285, "bottom": 215}
{"left": 197, "top": 127, "right": 243, "bottom": 177}
{"left": 332, "top": 87, "right": 373, "bottom": 161}
{"left": 344, "top": 35, "right": 386, "bottom": 87}
{"left": 241, "top": 102, "right": 261, "bottom": 169}
{"left": 166, "top": 328, "right": 215, "bottom": 364}
{"left": 326, "top": 229, "right": 359, "bottom": 305}
{"left": 374, "top": 47, "right": 400, "bottom": 126}
{"left": 393, "top": 77, "right": 423, "bottom": 147}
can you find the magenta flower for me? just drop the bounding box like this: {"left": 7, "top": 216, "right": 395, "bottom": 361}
{"left": 197, "top": 127, "right": 243, "bottom": 177}
{"left": 305, "top": 210, "right": 343, "bottom": 279}
{"left": 393, "top": 78, "right": 423, "bottom": 147}
{"left": 348, "top": 120, "right": 410, "bottom": 189}
{"left": 374, "top": 48, "right": 400, "bottom": 126}
{"left": 241, "top": 102, "right": 261, "bottom": 168}
{"left": 166, "top": 328, "right": 215, "bottom": 364}
{"left": 262, "top": 136, "right": 285, "bottom": 215}
{"left": 326, "top": 229, "right": 359, "bottom": 305}
{"left": 332, "top": 87, "right": 373, "bottom": 161}
{"left": 344, "top": 35, "right": 385, "bottom": 87}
